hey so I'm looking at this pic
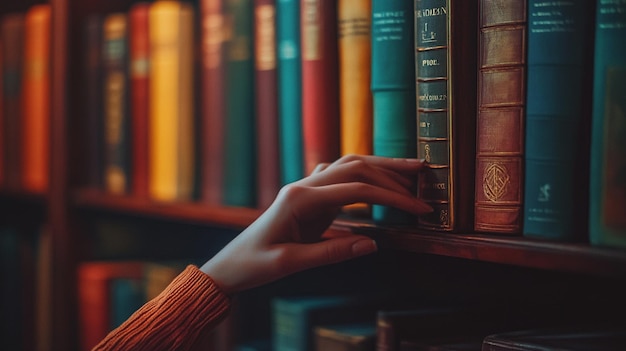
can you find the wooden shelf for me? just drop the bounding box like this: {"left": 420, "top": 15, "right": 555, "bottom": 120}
{"left": 332, "top": 219, "right": 626, "bottom": 279}
{"left": 72, "top": 188, "right": 626, "bottom": 279}
{"left": 73, "top": 188, "right": 262, "bottom": 229}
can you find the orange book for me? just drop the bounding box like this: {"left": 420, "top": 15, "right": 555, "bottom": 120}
{"left": 129, "top": 3, "right": 151, "bottom": 198}
{"left": 338, "top": 0, "right": 372, "bottom": 157}
{"left": 21, "top": 5, "right": 51, "bottom": 193}
{"left": 148, "top": 1, "right": 196, "bottom": 201}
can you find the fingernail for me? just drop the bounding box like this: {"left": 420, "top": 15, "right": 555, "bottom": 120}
{"left": 417, "top": 201, "right": 434, "bottom": 213}
{"left": 401, "top": 158, "right": 425, "bottom": 163}
{"left": 352, "top": 239, "right": 378, "bottom": 256}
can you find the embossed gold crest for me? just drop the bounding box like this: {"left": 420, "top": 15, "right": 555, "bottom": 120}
{"left": 483, "top": 163, "right": 510, "bottom": 202}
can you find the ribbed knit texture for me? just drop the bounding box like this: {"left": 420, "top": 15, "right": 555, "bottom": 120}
{"left": 92, "top": 265, "right": 231, "bottom": 351}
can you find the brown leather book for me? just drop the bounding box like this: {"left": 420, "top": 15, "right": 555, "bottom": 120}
{"left": 301, "top": 0, "right": 340, "bottom": 175}
{"left": 415, "top": 0, "right": 478, "bottom": 232}
{"left": 200, "top": 0, "right": 226, "bottom": 205}
{"left": 129, "top": 3, "right": 150, "bottom": 198}
{"left": 474, "top": 0, "right": 526, "bottom": 234}
{"left": 1, "top": 13, "right": 24, "bottom": 191}
{"left": 254, "top": 0, "right": 281, "bottom": 209}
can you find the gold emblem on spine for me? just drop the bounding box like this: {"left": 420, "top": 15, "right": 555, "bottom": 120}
{"left": 483, "top": 163, "right": 510, "bottom": 202}
{"left": 424, "top": 144, "right": 432, "bottom": 163}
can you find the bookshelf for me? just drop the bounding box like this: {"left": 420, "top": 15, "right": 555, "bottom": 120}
{"left": 0, "top": 0, "right": 625, "bottom": 350}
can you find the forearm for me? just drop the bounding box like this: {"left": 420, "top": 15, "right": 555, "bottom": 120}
{"left": 93, "top": 265, "right": 231, "bottom": 351}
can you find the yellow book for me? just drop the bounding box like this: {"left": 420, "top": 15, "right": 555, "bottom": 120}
{"left": 21, "top": 5, "right": 51, "bottom": 193}
{"left": 149, "top": 1, "right": 195, "bottom": 201}
{"left": 338, "top": 0, "right": 372, "bottom": 156}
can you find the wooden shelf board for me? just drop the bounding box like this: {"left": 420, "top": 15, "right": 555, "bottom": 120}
{"left": 73, "top": 188, "right": 262, "bottom": 229}
{"left": 332, "top": 219, "right": 626, "bottom": 278}
{"left": 72, "top": 189, "right": 626, "bottom": 278}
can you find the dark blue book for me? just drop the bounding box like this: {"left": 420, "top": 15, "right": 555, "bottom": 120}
{"left": 589, "top": 1, "right": 626, "bottom": 248}
{"left": 110, "top": 277, "right": 144, "bottom": 329}
{"left": 523, "top": 0, "right": 594, "bottom": 240}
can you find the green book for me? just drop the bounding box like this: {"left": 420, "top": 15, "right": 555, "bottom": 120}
{"left": 224, "top": 0, "right": 257, "bottom": 207}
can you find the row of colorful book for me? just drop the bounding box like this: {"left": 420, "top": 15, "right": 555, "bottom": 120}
{"left": 0, "top": 5, "right": 51, "bottom": 194}
{"left": 270, "top": 294, "right": 626, "bottom": 351}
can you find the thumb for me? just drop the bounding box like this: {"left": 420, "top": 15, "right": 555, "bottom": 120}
{"left": 294, "top": 236, "right": 378, "bottom": 271}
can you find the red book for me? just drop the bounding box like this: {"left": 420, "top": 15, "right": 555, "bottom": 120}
{"left": 129, "top": 3, "right": 150, "bottom": 198}
{"left": 77, "top": 261, "right": 144, "bottom": 351}
{"left": 200, "top": 0, "right": 226, "bottom": 205}
{"left": 301, "top": 0, "right": 340, "bottom": 175}
{"left": 255, "top": 0, "right": 281, "bottom": 209}
{"left": 1, "top": 13, "right": 24, "bottom": 191}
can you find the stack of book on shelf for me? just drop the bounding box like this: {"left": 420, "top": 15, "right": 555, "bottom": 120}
{"left": 71, "top": 0, "right": 626, "bottom": 247}
{"left": 0, "top": 5, "right": 51, "bottom": 195}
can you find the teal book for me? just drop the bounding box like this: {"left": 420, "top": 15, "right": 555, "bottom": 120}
{"left": 589, "top": 1, "right": 626, "bottom": 248}
{"left": 415, "top": 0, "right": 478, "bottom": 232}
{"left": 272, "top": 296, "right": 380, "bottom": 351}
{"left": 370, "top": 0, "right": 416, "bottom": 224}
{"left": 276, "top": 0, "right": 303, "bottom": 185}
{"left": 523, "top": 1, "right": 593, "bottom": 241}
{"left": 110, "top": 277, "right": 144, "bottom": 329}
{"left": 224, "top": 0, "right": 257, "bottom": 207}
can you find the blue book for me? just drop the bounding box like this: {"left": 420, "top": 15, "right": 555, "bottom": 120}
{"left": 110, "top": 277, "right": 144, "bottom": 329}
{"left": 370, "top": 0, "right": 416, "bottom": 224}
{"left": 589, "top": 1, "right": 626, "bottom": 248}
{"left": 223, "top": 0, "right": 257, "bottom": 207}
{"left": 276, "top": 0, "right": 303, "bottom": 185}
{"left": 523, "top": 0, "right": 593, "bottom": 240}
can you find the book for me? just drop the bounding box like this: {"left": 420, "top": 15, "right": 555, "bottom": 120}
{"left": 21, "top": 4, "right": 51, "bottom": 194}
{"left": 77, "top": 261, "right": 144, "bottom": 351}
{"left": 0, "top": 228, "right": 22, "bottom": 349}
{"left": 272, "top": 295, "right": 380, "bottom": 351}
{"left": 102, "top": 13, "right": 131, "bottom": 195}
{"left": 223, "top": 0, "right": 257, "bottom": 207}
{"left": 129, "top": 3, "right": 150, "bottom": 198}
{"left": 200, "top": 0, "right": 227, "bottom": 205}
{"left": 254, "top": 0, "right": 281, "bottom": 209}
{"left": 83, "top": 15, "right": 104, "bottom": 190}
{"left": 482, "top": 327, "right": 626, "bottom": 351}
{"left": 338, "top": 0, "right": 372, "bottom": 157}
{"left": 276, "top": 0, "right": 304, "bottom": 185}
{"left": 588, "top": 0, "right": 626, "bottom": 248}
{"left": 370, "top": 0, "right": 416, "bottom": 224}
{"left": 0, "top": 33, "right": 3, "bottom": 186}
{"left": 523, "top": 0, "right": 594, "bottom": 241}
{"left": 415, "top": 0, "right": 478, "bottom": 231}
{"left": 110, "top": 277, "right": 144, "bottom": 329}
{"left": 142, "top": 261, "right": 186, "bottom": 300}
{"left": 301, "top": 0, "right": 340, "bottom": 175}
{"left": 148, "top": 1, "right": 196, "bottom": 202}
{"left": 314, "top": 323, "right": 376, "bottom": 351}
{"left": 474, "top": 0, "right": 526, "bottom": 234}
{"left": 1, "top": 13, "right": 24, "bottom": 191}
{"left": 400, "top": 339, "right": 482, "bottom": 351}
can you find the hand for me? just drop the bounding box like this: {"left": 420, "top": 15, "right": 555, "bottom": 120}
{"left": 201, "top": 155, "right": 433, "bottom": 294}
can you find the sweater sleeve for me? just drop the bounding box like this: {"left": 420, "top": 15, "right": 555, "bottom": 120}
{"left": 92, "top": 265, "right": 231, "bottom": 351}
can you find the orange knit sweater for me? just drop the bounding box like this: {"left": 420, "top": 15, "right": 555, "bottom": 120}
{"left": 93, "top": 265, "right": 231, "bottom": 351}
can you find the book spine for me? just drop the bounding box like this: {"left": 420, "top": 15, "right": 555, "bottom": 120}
{"left": 474, "top": 0, "right": 526, "bottom": 234}
{"left": 415, "top": 0, "right": 478, "bottom": 231}
{"left": 589, "top": 1, "right": 626, "bottom": 248}
{"left": 129, "top": 3, "right": 150, "bottom": 198}
{"left": 255, "top": 0, "right": 281, "bottom": 209}
{"left": 0, "top": 37, "right": 3, "bottom": 186}
{"left": 276, "top": 0, "right": 303, "bottom": 185}
{"left": 1, "top": 14, "right": 24, "bottom": 191}
{"left": 301, "top": 0, "right": 340, "bottom": 175}
{"left": 103, "top": 14, "right": 131, "bottom": 195}
{"left": 84, "top": 15, "right": 104, "bottom": 190}
{"left": 524, "top": 0, "right": 593, "bottom": 241}
{"left": 21, "top": 5, "right": 51, "bottom": 194}
{"left": 338, "top": 0, "right": 372, "bottom": 156}
{"left": 200, "top": 0, "right": 227, "bottom": 204}
{"left": 224, "top": 0, "right": 257, "bottom": 207}
{"left": 371, "top": 0, "right": 416, "bottom": 223}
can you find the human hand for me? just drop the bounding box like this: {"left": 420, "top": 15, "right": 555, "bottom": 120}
{"left": 201, "top": 155, "right": 433, "bottom": 294}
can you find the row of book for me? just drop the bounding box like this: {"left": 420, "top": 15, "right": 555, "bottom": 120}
{"left": 269, "top": 294, "right": 626, "bottom": 351}
{"left": 0, "top": 5, "right": 51, "bottom": 194}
